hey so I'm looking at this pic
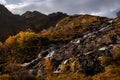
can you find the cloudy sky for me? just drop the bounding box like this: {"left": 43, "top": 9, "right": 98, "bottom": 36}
{"left": 0, "top": 0, "right": 120, "bottom": 18}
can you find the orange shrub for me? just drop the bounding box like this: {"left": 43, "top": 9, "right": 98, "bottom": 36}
{"left": 44, "top": 57, "right": 53, "bottom": 75}
{"left": 93, "top": 66, "right": 120, "bottom": 80}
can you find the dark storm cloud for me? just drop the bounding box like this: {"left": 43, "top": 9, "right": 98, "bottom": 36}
{"left": 2, "top": 0, "right": 120, "bottom": 17}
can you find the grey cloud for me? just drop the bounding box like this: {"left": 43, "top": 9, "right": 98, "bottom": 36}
{"left": 5, "top": 0, "right": 22, "bottom": 4}
{"left": 48, "top": 0, "right": 120, "bottom": 14}
{"left": 5, "top": 0, "right": 120, "bottom": 17}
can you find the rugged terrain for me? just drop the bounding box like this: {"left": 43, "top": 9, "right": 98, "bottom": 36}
{"left": 21, "top": 15, "right": 119, "bottom": 76}
{"left": 0, "top": 4, "right": 120, "bottom": 80}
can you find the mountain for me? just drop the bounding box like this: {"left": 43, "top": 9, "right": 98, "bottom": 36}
{"left": 0, "top": 4, "right": 27, "bottom": 41}
{"left": 22, "top": 11, "right": 47, "bottom": 19}
{"left": 0, "top": 4, "right": 13, "bottom": 16}
{"left": 0, "top": 4, "right": 68, "bottom": 41}
{"left": 0, "top": 4, "right": 120, "bottom": 80}
{"left": 0, "top": 12, "right": 120, "bottom": 79}
{"left": 22, "top": 11, "right": 68, "bottom": 32}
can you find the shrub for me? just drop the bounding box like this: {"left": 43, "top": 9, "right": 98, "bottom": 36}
{"left": 113, "top": 46, "right": 120, "bottom": 65}
{"left": 40, "top": 15, "right": 107, "bottom": 42}
{"left": 45, "top": 73, "right": 92, "bottom": 80}
{"left": 95, "top": 45, "right": 120, "bottom": 80}
{"left": 60, "top": 62, "right": 66, "bottom": 72}
{"left": 2, "top": 62, "right": 36, "bottom": 80}
{"left": 93, "top": 66, "right": 120, "bottom": 80}
{"left": 69, "top": 58, "right": 82, "bottom": 73}
{"left": 44, "top": 57, "right": 53, "bottom": 76}
{"left": 1, "top": 71, "right": 36, "bottom": 80}
{"left": 100, "top": 56, "right": 113, "bottom": 67}
{"left": 0, "top": 41, "right": 3, "bottom": 47}
{"left": 5, "top": 31, "right": 38, "bottom": 46}
{"left": 4, "top": 31, "right": 49, "bottom": 63}
{"left": 3, "top": 62, "right": 21, "bottom": 73}
{"left": 0, "top": 74, "right": 10, "bottom": 80}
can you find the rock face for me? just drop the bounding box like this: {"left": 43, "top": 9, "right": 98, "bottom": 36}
{"left": 21, "top": 17, "right": 120, "bottom": 76}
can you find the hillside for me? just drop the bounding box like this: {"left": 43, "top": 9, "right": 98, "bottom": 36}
{"left": 0, "top": 4, "right": 68, "bottom": 41}
{"left": 0, "top": 4, "right": 120, "bottom": 80}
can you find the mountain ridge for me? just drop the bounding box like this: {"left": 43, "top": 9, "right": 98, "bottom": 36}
{"left": 0, "top": 4, "right": 68, "bottom": 41}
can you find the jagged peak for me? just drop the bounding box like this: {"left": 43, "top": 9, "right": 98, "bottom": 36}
{"left": 22, "top": 11, "right": 47, "bottom": 18}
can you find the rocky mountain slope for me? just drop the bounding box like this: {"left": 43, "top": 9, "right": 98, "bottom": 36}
{"left": 0, "top": 4, "right": 120, "bottom": 80}
{"left": 19, "top": 15, "right": 120, "bottom": 78}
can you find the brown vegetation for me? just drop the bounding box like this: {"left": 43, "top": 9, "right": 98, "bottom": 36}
{"left": 40, "top": 15, "right": 107, "bottom": 42}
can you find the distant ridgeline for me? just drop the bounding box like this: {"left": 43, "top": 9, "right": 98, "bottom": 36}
{"left": 0, "top": 4, "right": 68, "bottom": 41}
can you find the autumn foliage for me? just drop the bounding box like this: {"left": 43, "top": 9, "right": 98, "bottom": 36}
{"left": 40, "top": 15, "right": 107, "bottom": 42}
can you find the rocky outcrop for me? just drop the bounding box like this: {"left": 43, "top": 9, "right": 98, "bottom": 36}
{"left": 21, "top": 17, "right": 120, "bottom": 77}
